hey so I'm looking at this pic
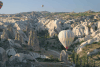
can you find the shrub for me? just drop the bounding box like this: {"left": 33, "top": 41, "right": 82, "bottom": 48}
{"left": 92, "top": 42, "right": 98, "bottom": 44}
{"left": 23, "top": 30, "right": 26, "bottom": 33}
{"left": 80, "top": 40, "right": 84, "bottom": 44}
{"left": 49, "top": 55, "right": 54, "bottom": 59}
{"left": 87, "top": 25, "right": 91, "bottom": 28}
{"left": 29, "top": 48, "right": 33, "bottom": 51}
{"left": 97, "top": 42, "right": 100, "bottom": 45}
{"left": 95, "top": 26, "right": 97, "bottom": 30}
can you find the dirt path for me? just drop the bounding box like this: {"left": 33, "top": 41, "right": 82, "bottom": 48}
{"left": 41, "top": 48, "right": 60, "bottom": 59}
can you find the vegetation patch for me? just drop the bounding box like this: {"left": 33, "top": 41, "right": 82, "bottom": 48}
{"left": 73, "top": 41, "right": 100, "bottom": 67}
{"left": 36, "top": 57, "right": 60, "bottom": 62}
{"left": 68, "top": 50, "right": 96, "bottom": 67}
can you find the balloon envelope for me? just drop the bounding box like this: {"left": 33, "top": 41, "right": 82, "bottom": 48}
{"left": 42, "top": 5, "right": 44, "bottom": 7}
{"left": 58, "top": 30, "right": 74, "bottom": 49}
{"left": 0, "top": 1, "right": 3, "bottom": 9}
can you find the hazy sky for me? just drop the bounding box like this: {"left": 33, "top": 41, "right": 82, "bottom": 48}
{"left": 0, "top": 0, "right": 100, "bottom": 14}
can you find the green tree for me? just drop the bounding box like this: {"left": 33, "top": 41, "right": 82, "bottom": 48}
{"left": 93, "top": 60, "right": 95, "bottom": 67}
{"left": 77, "top": 54, "right": 80, "bottom": 66}
{"left": 75, "top": 54, "right": 80, "bottom": 67}
{"left": 86, "top": 56, "right": 89, "bottom": 67}
{"left": 74, "top": 52, "right": 77, "bottom": 64}
{"left": 72, "top": 50, "right": 75, "bottom": 63}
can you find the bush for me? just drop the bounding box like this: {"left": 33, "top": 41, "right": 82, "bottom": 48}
{"left": 95, "top": 26, "right": 97, "bottom": 30}
{"left": 80, "top": 40, "right": 84, "bottom": 44}
{"left": 87, "top": 25, "right": 91, "bottom": 29}
{"left": 29, "top": 48, "right": 33, "bottom": 51}
{"left": 92, "top": 42, "right": 98, "bottom": 44}
{"left": 49, "top": 55, "right": 54, "bottom": 59}
{"left": 97, "top": 42, "right": 100, "bottom": 45}
{"left": 23, "top": 30, "right": 26, "bottom": 33}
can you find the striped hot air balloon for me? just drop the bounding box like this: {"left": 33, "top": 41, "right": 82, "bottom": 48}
{"left": 0, "top": 1, "right": 3, "bottom": 9}
{"left": 58, "top": 30, "right": 74, "bottom": 49}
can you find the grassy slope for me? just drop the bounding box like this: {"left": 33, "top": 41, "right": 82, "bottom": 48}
{"left": 79, "top": 42, "right": 100, "bottom": 66}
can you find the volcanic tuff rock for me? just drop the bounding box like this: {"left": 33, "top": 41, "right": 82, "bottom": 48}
{"left": 1, "top": 24, "right": 16, "bottom": 41}
{"left": 28, "top": 30, "right": 40, "bottom": 51}
{"left": 87, "top": 49, "right": 100, "bottom": 56}
{"left": 1, "top": 29, "right": 8, "bottom": 41}
{"left": 60, "top": 50, "right": 68, "bottom": 62}
{"left": 73, "top": 22, "right": 89, "bottom": 37}
{"left": 0, "top": 47, "right": 8, "bottom": 67}
{"left": 76, "top": 29, "right": 100, "bottom": 53}
{"left": 15, "top": 30, "right": 28, "bottom": 44}
{"left": 9, "top": 53, "right": 36, "bottom": 62}
{"left": 6, "top": 47, "right": 16, "bottom": 57}
{"left": 46, "top": 19, "right": 62, "bottom": 37}
{"left": 0, "top": 11, "right": 100, "bottom": 67}
{"left": 98, "top": 21, "right": 100, "bottom": 29}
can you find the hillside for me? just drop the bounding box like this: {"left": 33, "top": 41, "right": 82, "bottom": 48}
{"left": 0, "top": 10, "right": 100, "bottom": 67}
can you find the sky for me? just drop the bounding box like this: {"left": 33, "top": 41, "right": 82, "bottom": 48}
{"left": 0, "top": 0, "right": 100, "bottom": 14}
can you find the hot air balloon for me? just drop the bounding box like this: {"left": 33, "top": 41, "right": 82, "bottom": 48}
{"left": 58, "top": 30, "right": 74, "bottom": 49}
{"left": 0, "top": 1, "right": 3, "bottom": 9}
{"left": 42, "top": 5, "right": 44, "bottom": 7}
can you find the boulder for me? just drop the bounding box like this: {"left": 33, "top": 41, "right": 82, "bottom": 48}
{"left": 9, "top": 53, "right": 37, "bottom": 63}
{"left": 6, "top": 48, "right": 16, "bottom": 57}
{"left": 60, "top": 50, "right": 68, "bottom": 62}
{"left": 0, "top": 47, "right": 8, "bottom": 67}
{"left": 9, "top": 53, "right": 24, "bottom": 62}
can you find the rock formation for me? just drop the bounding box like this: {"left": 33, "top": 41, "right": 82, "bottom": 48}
{"left": 1, "top": 29, "right": 8, "bottom": 41}
{"left": 60, "top": 50, "right": 68, "bottom": 62}
{"left": 0, "top": 47, "right": 8, "bottom": 67}
{"left": 0, "top": 11, "right": 100, "bottom": 67}
{"left": 28, "top": 29, "right": 40, "bottom": 51}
